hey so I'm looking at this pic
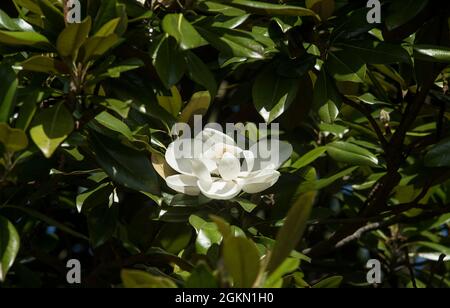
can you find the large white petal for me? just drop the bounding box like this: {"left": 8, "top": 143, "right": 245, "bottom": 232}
{"left": 165, "top": 138, "right": 203, "bottom": 175}
{"left": 191, "top": 159, "right": 212, "bottom": 184}
{"left": 238, "top": 169, "right": 280, "bottom": 194}
{"left": 250, "top": 139, "right": 293, "bottom": 171}
{"left": 197, "top": 128, "right": 236, "bottom": 150}
{"left": 239, "top": 150, "right": 255, "bottom": 177}
{"left": 218, "top": 152, "right": 241, "bottom": 181}
{"left": 198, "top": 179, "right": 242, "bottom": 200}
{"left": 165, "top": 175, "right": 200, "bottom": 196}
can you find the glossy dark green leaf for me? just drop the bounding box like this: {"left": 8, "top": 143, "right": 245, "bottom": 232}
{"left": 326, "top": 141, "right": 379, "bottom": 167}
{"left": 0, "top": 216, "right": 20, "bottom": 282}
{"left": 313, "top": 69, "right": 340, "bottom": 123}
{"left": 93, "top": 0, "right": 119, "bottom": 33}
{"left": 184, "top": 51, "right": 217, "bottom": 96}
{"left": 414, "top": 45, "right": 450, "bottom": 63}
{"left": 0, "top": 30, "right": 50, "bottom": 47}
{"left": 37, "top": 0, "right": 65, "bottom": 30}
{"left": 153, "top": 36, "right": 186, "bottom": 89}
{"left": 196, "top": 27, "right": 266, "bottom": 59}
{"left": 338, "top": 42, "right": 410, "bottom": 64}
{"left": 386, "top": 0, "right": 429, "bottom": 30}
{"left": 225, "top": 0, "right": 319, "bottom": 19}
{"left": 89, "top": 130, "right": 160, "bottom": 195}
{"left": 253, "top": 65, "right": 299, "bottom": 123}
{"left": 327, "top": 50, "right": 366, "bottom": 83}
{"left": 162, "top": 14, "right": 206, "bottom": 50}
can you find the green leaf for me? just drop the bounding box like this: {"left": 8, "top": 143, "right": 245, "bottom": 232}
{"left": 76, "top": 182, "right": 112, "bottom": 213}
{"left": 411, "top": 242, "right": 450, "bottom": 256}
{"left": 312, "top": 276, "right": 343, "bottom": 288}
{"left": 95, "top": 17, "right": 121, "bottom": 36}
{"left": 0, "top": 9, "right": 32, "bottom": 31}
{"left": 338, "top": 42, "right": 410, "bottom": 64}
{"left": 189, "top": 215, "right": 222, "bottom": 254}
{"left": 0, "top": 216, "right": 20, "bottom": 282}
{"left": 56, "top": 17, "right": 92, "bottom": 59}
{"left": 179, "top": 91, "right": 211, "bottom": 124}
{"left": 185, "top": 262, "right": 218, "bottom": 288}
{"left": 157, "top": 86, "right": 183, "bottom": 117}
{"left": 89, "top": 130, "right": 160, "bottom": 195}
{"left": 223, "top": 236, "right": 261, "bottom": 288}
{"left": 196, "top": 1, "right": 247, "bottom": 16}
{"left": 0, "top": 63, "right": 18, "bottom": 123}
{"left": 16, "top": 90, "right": 43, "bottom": 130}
{"left": 386, "top": 0, "right": 429, "bottom": 31}
{"left": 93, "top": 0, "right": 119, "bottom": 33}
{"left": 414, "top": 45, "right": 450, "bottom": 63}
{"left": 162, "top": 14, "right": 207, "bottom": 50}
{"left": 184, "top": 51, "right": 217, "bottom": 96}
{"left": 264, "top": 258, "right": 300, "bottom": 288}
{"left": 37, "top": 0, "right": 65, "bottom": 30}
{"left": 21, "top": 55, "right": 67, "bottom": 74}
{"left": 121, "top": 269, "right": 177, "bottom": 288}
{"left": 327, "top": 51, "right": 366, "bottom": 83}
{"left": 0, "top": 30, "right": 50, "bottom": 47}
{"left": 268, "top": 191, "right": 317, "bottom": 273}
{"left": 153, "top": 36, "right": 186, "bottom": 89}
{"left": 196, "top": 27, "right": 266, "bottom": 59}
{"left": 326, "top": 141, "right": 378, "bottom": 167}
{"left": 291, "top": 147, "right": 327, "bottom": 169}
{"left": 233, "top": 198, "right": 258, "bottom": 213}
{"left": 0, "top": 123, "right": 28, "bottom": 152}
{"left": 30, "top": 102, "right": 74, "bottom": 158}
{"left": 225, "top": 0, "right": 319, "bottom": 19}
{"left": 425, "top": 138, "right": 450, "bottom": 167}
{"left": 95, "top": 111, "right": 134, "bottom": 140}
{"left": 79, "top": 34, "right": 121, "bottom": 63}
{"left": 253, "top": 65, "right": 299, "bottom": 123}
{"left": 313, "top": 69, "right": 340, "bottom": 123}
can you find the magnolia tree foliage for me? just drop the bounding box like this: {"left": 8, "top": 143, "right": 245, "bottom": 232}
{"left": 0, "top": 0, "right": 449, "bottom": 288}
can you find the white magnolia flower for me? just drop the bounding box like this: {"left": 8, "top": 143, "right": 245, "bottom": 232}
{"left": 164, "top": 128, "right": 293, "bottom": 200}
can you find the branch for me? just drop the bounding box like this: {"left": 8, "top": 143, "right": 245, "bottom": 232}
{"left": 342, "top": 97, "right": 388, "bottom": 149}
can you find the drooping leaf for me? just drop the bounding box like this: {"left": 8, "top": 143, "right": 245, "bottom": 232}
{"left": 268, "top": 191, "right": 317, "bottom": 273}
